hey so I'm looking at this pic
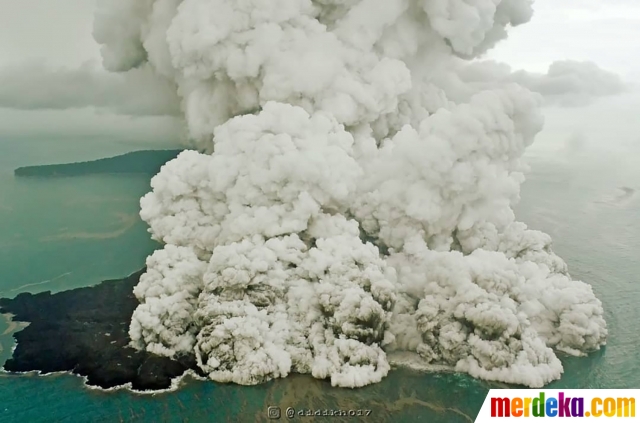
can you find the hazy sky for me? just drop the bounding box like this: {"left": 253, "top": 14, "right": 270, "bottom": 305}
{"left": 0, "top": 0, "right": 99, "bottom": 67}
{"left": 492, "top": 0, "right": 640, "bottom": 78}
{"left": 0, "top": 0, "right": 638, "bottom": 151}
{"left": 0, "top": 0, "right": 178, "bottom": 144}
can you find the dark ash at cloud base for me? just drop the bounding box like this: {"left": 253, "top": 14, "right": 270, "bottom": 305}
{"left": 0, "top": 268, "right": 202, "bottom": 391}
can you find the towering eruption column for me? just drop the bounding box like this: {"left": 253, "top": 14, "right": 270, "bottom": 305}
{"left": 94, "top": 0, "right": 607, "bottom": 388}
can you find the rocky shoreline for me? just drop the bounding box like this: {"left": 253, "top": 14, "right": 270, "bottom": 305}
{"left": 0, "top": 268, "right": 203, "bottom": 391}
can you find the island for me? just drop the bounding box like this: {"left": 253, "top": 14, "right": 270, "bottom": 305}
{"left": 14, "top": 149, "right": 183, "bottom": 177}
{"left": 0, "top": 268, "right": 203, "bottom": 391}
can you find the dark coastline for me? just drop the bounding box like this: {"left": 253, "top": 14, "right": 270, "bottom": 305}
{"left": 14, "top": 149, "right": 182, "bottom": 177}
{"left": 0, "top": 268, "right": 202, "bottom": 391}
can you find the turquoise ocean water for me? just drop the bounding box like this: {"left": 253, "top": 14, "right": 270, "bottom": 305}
{"left": 0, "top": 137, "right": 637, "bottom": 422}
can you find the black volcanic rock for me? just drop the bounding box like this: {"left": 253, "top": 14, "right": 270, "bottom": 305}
{"left": 0, "top": 268, "right": 202, "bottom": 391}
{"left": 14, "top": 149, "right": 182, "bottom": 177}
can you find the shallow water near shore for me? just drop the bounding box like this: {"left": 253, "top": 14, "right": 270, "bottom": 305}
{"left": 0, "top": 137, "right": 637, "bottom": 422}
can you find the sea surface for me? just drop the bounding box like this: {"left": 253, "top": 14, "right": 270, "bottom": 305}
{"left": 0, "top": 137, "right": 637, "bottom": 423}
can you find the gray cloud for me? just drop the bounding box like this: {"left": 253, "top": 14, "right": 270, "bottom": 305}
{"left": 511, "top": 61, "right": 628, "bottom": 105}
{"left": 453, "top": 60, "right": 627, "bottom": 107}
{"left": 0, "top": 61, "right": 181, "bottom": 117}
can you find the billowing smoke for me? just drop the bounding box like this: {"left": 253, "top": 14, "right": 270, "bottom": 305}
{"left": 94, "top": 0, "right": 608, "bottom": 388}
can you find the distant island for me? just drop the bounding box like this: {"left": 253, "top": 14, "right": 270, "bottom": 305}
{"left": 0, "top": 269, "right": 203, "bottom": 391}
{"left": 14, "top": 149, "right": 183, "bottom": 177}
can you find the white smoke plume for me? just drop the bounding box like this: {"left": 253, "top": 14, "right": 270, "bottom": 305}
{"left": 95, "top": 0, "right": 608, "bottom": 388}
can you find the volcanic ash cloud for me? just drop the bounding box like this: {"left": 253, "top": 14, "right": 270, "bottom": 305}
{"left": 96, "top": 0, "right": 608, "bottom": 388}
